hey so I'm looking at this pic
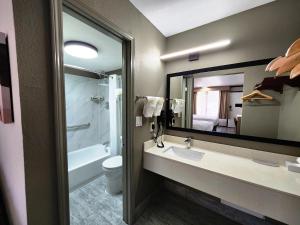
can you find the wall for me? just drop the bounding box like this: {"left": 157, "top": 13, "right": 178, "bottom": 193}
{"left": 165, "top": 0, "right": 300, "bottom": 156}
{"left": 0, "top": 1, "right": 27, "bottom": 225}
{"left": 240, "top": 65, "right": 281, "bottom": 139}
{"left": 12, "top": 0, "right": 60, "bottom": 224}
{"left": 65, "top": 74, "right": 110, "bottom": 152}
{"left": 165, "top": 0, "right": 300, "bottom": 74}
{"left": 75, "top": 0, "right": 166, "bottom": 213}
{"left": 277, "top": 85, "right": 300, "bottom": 141}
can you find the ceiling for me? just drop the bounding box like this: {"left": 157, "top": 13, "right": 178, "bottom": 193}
{"left": 63, "top": 12, "right": 122, "bottom": 72}
{"left": 129, "top": 0, "right": 275, "bottom": 37}
{"left": 194, "top": 73, "right": 244, "bottom": 88}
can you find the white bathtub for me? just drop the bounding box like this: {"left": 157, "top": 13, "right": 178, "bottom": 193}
{"left": 68, "top": 144, "right": 110, "bottom": 191}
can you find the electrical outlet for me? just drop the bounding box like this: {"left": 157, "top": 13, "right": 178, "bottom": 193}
{"left": 150, "top": 122, "right": 155, "bottom": 132}
{"left": 136, "top": 116, "right": 142, "bottom": 127}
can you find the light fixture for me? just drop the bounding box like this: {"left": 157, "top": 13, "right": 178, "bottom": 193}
{"left": 160, "top": 39, "right": 231, "bottom": 61}
{"left": 64, "top": 41, "right": 98, "bottom": 59}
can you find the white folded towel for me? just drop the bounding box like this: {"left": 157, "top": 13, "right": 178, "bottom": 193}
{"left": 153, "top": 97, "right": 165, "bottom": 116}
{"left": 143, "top": 96, "right": 159, "bottom": 118}
{"left": 172, "top": 99, "right": 185, "bottom": 113}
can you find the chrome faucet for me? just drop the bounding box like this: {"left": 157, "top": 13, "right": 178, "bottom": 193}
{"left": 184, "top": 137, "right": 192, "bottom": 149}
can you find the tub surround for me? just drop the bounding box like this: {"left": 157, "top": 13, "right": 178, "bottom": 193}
{"left": 143, "top": 135, "right": 300, "bottom": 225}
{"left": 65, "top": 74, "right": 110, "bottom": 152}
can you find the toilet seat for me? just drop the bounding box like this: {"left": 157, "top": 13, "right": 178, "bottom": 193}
{"left": 102, "top": 156, "right": 122, "bottom": 170}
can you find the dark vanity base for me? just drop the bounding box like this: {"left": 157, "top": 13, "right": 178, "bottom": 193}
{"left": 135, "top": 190, "right": 240, "bottom": 225}
{"left": 162, "top": 179, "right": 286, "bottom": 225}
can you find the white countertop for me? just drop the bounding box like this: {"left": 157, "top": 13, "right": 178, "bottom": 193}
{"left": 145, "top": 141, "right": 300, "bottom": 198}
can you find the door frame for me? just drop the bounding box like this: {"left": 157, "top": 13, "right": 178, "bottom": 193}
{"left": 50, "top": 0, "right": 135, "bottom": 224}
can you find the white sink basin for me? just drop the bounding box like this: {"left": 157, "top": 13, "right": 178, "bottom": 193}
{"left": 164, "top": 146, "right": 205, "bottom": 162}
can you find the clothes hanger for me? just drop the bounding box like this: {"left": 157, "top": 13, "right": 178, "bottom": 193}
{"left": 265, "top": 38, "right": 300, "bottom": 78}
{"left": 290, "top": 63, "right": 300, "bottom": 79}
{"left": 286, "top": 38, "right": 300, "bottom": 57}
{"left": 266, "top": 56, "right": 286, "bottom": 72}
{"left": 265, "top": 56, "right": 283, "bottom": 72}
{"left": 276, "top": 52, "right": 300, "bottom": 76}
{"left": 241, "top": 90, "right": 273, "bottom": 102}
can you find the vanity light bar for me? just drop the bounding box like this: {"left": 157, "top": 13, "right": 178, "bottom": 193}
{"left": 160, "top": 39, "right": 231, "bottom": 61}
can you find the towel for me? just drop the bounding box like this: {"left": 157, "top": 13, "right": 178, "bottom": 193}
{"left": 143, "top": 97, "right": 159, "bottom": 118}
{"left": 172, "top": 99, "right": 185, "bottom": 113}
{"left": 153, "top": 97, "right": 165, "bottom": 116}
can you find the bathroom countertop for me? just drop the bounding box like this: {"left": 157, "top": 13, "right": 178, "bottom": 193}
{"left": 144, "top": 139, "right": 300, "bottom": 198}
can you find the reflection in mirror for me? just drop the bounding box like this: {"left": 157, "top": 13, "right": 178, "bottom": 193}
{"left": 168, "top": 64, "right": 300, "bottom": 143}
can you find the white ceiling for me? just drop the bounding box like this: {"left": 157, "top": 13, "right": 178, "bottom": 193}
{"left": 194, "top": 73, "right": 244, "bottom": 88}
{"left": 129, "top": 0, "right": 275, "bottom": 37}
{"left": 63, "top": 12, "right": 122, "bottom": 72}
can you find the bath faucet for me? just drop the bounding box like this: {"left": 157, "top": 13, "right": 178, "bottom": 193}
{"left": 184, "top": 137, "right": 192, "bottom": 149}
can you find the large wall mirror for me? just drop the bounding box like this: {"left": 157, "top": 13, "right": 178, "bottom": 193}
{"left": 167, "top": 60, "right": 300, "bottom": 146}
{"left": 165, "top": 0, "right": 300, "bottom": 147}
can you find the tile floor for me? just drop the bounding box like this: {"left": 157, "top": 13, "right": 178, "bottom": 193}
{"left": 135, "top": 191, "right": 241, "bottom": 225}
{"left": 69, "top": 176, "right": 125, "bottom": 225}
{"left": 69, "top": 177, "right": 284, "bottom": 225}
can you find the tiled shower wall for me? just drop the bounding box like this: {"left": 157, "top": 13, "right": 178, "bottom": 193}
{"left": 65, "top": 74, "right": 110, "bottom": 152}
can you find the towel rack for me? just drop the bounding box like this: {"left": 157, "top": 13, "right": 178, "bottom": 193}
{"left": 135, "top": 96, "right": 170, "bottom": 102}
{"left": 67, "top": 122, "right": 91, "bottom": 131}
{"left": 135, "top": 96, "right": 147, "bottom": 102}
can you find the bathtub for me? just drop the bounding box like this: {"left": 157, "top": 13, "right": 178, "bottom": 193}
{"left": 68, "top": 144, "right": 110, "bottom": 191}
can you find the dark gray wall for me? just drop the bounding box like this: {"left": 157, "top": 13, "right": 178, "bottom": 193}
{"left": 165, "top": 0, "right": 300, "bottom": 156}
{"left": 12, "top": 0, "right": 59, "bottom": 224}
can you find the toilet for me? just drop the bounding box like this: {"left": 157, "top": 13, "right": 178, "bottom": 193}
{"left": 102, "top": 155, "right": 122, "bottom": 195}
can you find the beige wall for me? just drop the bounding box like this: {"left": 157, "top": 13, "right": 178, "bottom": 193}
{"left": 75, "top": 0, "right": 166, "bottom": 212}
{"left": 0, "top": 1, "right": 27, "bottom": 225}
{"left": 165, "top": 0, "right": 300, "bottom": 74}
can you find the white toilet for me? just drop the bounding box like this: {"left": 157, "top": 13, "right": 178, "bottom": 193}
{"left": 102, "top": 155, "right": 122, "bottom": 195}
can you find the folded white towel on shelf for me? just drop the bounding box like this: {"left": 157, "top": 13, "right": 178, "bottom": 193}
{"left": 143, "top": 96, "right": 159, "bottom": 118}
{"left": 153, "top": 97, "right": 165, "bottom": 116}
{"left": 172, "top": 99, "right": 185, "bottom": 113}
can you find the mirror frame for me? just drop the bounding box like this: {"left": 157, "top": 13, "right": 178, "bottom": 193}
{"left": 166, "top": 58, "right": 300, "bottom": 147}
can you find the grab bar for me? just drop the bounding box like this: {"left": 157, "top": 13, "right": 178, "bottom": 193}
{"left": 67, "top": 122, "right": 91, "bottom": 131}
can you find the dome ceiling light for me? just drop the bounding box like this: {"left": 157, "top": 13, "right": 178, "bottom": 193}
{"left": 64, "top": 41, "right": 98, "bottom": 59}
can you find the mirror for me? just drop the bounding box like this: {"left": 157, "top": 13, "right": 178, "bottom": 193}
{"left": 167, "top": 61, "right": 300, "bottom": 145}
{"left": 164, "top": 0, "right": 300, "bottom": 146}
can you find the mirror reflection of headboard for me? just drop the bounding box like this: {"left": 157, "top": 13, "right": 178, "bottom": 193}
{"left": 166, "top": 59, "right": 300, "bottom": 147}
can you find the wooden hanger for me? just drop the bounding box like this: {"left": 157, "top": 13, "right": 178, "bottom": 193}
{"left": 290, "top": 63, "right": 300, "bottom": 79}
{"left": 286, "top": 38, "right": 300, "bottom": 57}
{"left": 241, "top": 90, "right": 273, "bottom": 102}
{"left": 265, "top": 56, "right": 285, "bottom": 72}
{"left": 265, "top": 38, "right": 300, "bottom": 78}
{"left": 276, "top": 52, "right": 300, "bottom": 76}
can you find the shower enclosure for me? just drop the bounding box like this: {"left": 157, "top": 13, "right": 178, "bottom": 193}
{"left": 65, "top": 71, "right": 122, "bottom": 191}
{"left": 58, "top": 8, "right": 129, "bottom": 225}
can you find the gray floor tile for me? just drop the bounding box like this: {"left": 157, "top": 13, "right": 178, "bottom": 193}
{"left": 69, "top": 176, "right": 124, "bottom": 225}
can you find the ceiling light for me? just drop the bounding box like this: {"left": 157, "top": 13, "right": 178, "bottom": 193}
{"left": 160, "top": 39, "right": 231, "bottom": 61}
{"left": 64, "top": 41, "right": 98, "bottom": 59}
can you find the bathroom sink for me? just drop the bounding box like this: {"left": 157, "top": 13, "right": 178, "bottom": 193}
{"left": 164, "top": 146, "right": 204, "bottom": 162}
